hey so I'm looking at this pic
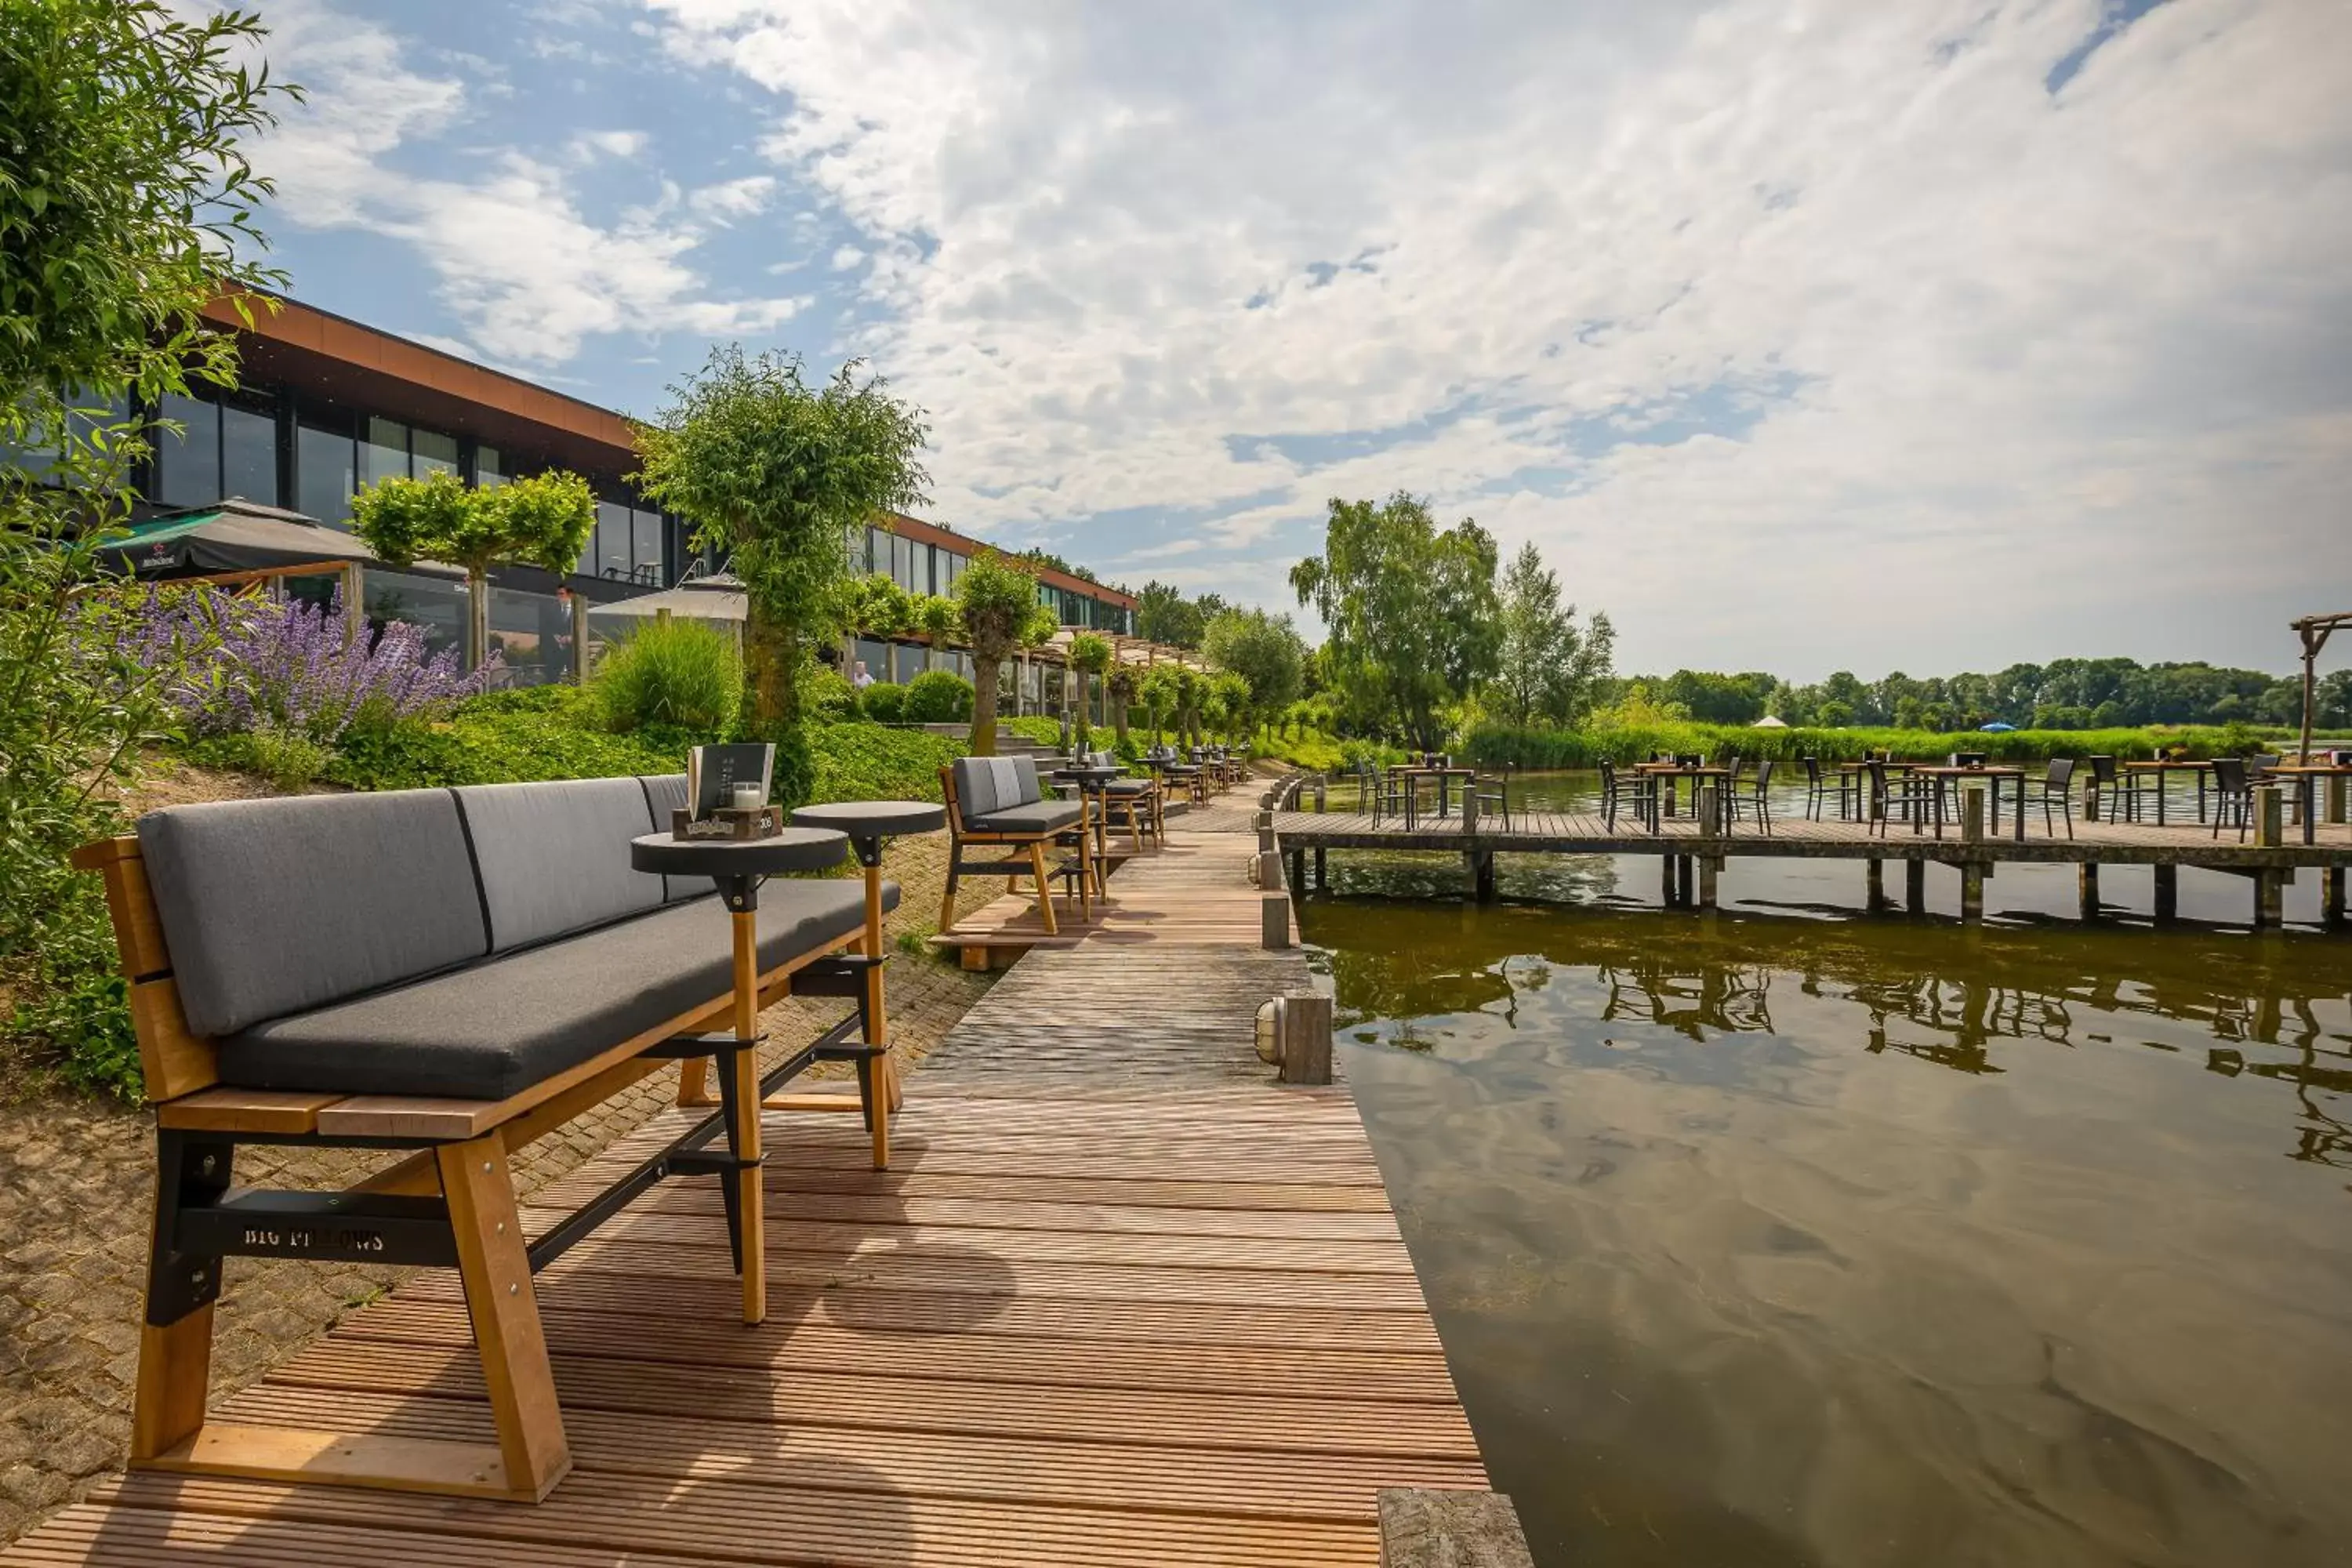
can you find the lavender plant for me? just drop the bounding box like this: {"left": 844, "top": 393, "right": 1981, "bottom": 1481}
{"left": 122, "top": 586, "right": 501, "bottom": 744}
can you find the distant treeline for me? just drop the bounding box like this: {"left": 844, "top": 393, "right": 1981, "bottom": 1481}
{"left": 1461, "top": 722, "right": 2284, "bottom": 771}
{"left": 1619, "top": 659, "right": 2350, "bottom": 732}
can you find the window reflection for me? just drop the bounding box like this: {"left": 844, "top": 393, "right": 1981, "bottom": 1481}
{"left": 362, "top": 416, "right": 409, "bottom": 488}
{"left": 412, "top": 427, "right": 458, "bottom": 480}
{"left": 595, "top": 501, "right": 632, "bottom": 579}
{"left": 297, "top": 413, "right": 355, "bottom": 528}
{"left": 156, "top": 392, "right": 221, "bottom": 509}
{"left": 220, "top": 400, "right": 278, "bottom": 506}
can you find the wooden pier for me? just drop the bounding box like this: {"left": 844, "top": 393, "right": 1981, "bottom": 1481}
{"left": 2, "top": 815, "right": 1505, "bottom": 1566}
{"left": 1270, "top": 794, "right": 2352, "bottom": 928}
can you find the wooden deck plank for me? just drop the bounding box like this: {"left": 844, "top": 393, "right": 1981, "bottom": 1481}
{"left": 0, "top": 816, "right": 1483, "bottom": 1568}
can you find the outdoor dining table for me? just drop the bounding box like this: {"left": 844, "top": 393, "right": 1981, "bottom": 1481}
{"left": 790, "top": 800, "right": 946, "bottom": 1112}
{"left": 1051, "top": 764, "right": 1126, "bottom": 870}
{"left": 1907, "top": 764, "right": 2029, "bottom": 841}
{"left": 1392, "top": 765, "right": 1478, "bottom": 827}
{"left": 1633, "top": 762, "right": 1733, "bottom": 833}
{"left": 2122, "top": 760, "right": 2215, "bottom": 826}
{"left": 2267, "top": 763, "right": 2352, "bottom": 845}
{"left": 629, "top": 824, "right": 851, "bottom": 1319}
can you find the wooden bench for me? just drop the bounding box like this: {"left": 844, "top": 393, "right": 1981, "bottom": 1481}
{"left": 71, "top": 776, "right": 898, "bottom": 1505}
{"left": 938, "top": 755, "right": 1091, "bottom": 936}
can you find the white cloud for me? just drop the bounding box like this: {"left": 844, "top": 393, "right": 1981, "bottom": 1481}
{"left": 688, "top": 174, "right": 778, "bottom": 221}
{"left": 248, "top": 1, "right": 801, "bottom": 366}
{"left": 641, "top": 0, "right": 2352, "bottom": 673}
{"left": 571, "top": 128, "right": 649, "bottom": 160}
{"left": 829, "top": 244, "right": 866, "bottom": 270}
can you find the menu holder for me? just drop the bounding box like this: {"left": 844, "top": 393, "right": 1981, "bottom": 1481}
{"left": 687, "top": 742, "right": 775, "bottom": 818}
{"left": 672, "top": 804, "right": 786, "bottom": 841}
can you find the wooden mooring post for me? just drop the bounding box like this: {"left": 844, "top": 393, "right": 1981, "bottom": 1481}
{"left": 1865, "top": 858, "right": 1886, "bottom": 913}
{"left": 2078, "top": 862, "right": 2101, "bottom": 921}
{"left": 1958, "top": 783, "right": 1987, "bottom": 925}
{"left": 1904, "top": 858, "right": 1926, "bottom": 914}
{"left": 1276, "top": 992, "right": 1334, "bottom": 1086}
{"left": 2154, "top": 863, "right": 2180, "bottom": 924}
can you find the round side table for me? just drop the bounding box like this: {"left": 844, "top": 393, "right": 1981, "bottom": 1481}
{"left": 790, "top": 802, "right": 948, "bottom": 1122}
{"left": 630, "top": 826, "right": 846, "bottom": 1325}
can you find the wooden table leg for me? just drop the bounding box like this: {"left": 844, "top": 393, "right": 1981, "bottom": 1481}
{"left": 863, "top": 861, "right": 898, "bottom": 1162}
{"left": 730, "top": 909, "right": 765, "bottom": 1325}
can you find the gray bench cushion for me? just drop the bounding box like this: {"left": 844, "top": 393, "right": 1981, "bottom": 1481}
{"left": 953, "top": 754, "right": 1050, "bottom": 828}
{"left": 215, "top": 879, "right": 900, "bottom": 1101}
{"left": 634, "top": 775, "right": 701, "bottom": 903}
{"left": 967, "top": 800, "right": 1084, "bottom": 835}
{"left": 455, "top": 778, "right": 664, "bottom": 953}
{"left": 138, "top": 792, "right": 488, "bottom": 1039}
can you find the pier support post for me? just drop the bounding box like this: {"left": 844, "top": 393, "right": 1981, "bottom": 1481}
{"left": 2254, "top": 785, "right": 2283, "bottom": 849}
{"left": 1904, "top": 858, "right": 1926, "bottom": 914}
{"left": 1676, "top": 856, "right": 1694, "bottom": 908}
{"left": 1315, "top": 845, "right": 1327, "bottom": 890}
{"left": 1961, "top": 864, "right": 1986, "bottom": 924}
{"left": 1276, "top": 993, "right": 1334, "bottom": 1086}
{"left": 2078, "top": 863, "right": 2100, "bottom": 921}
{"left": 1661, "top": 855, "right": 1679, "bottom": 907}
{"left": 1290, "top": 848, "right": 1305, "bottom": 891}
{"left": 1378, "top": 1488, "right": 1534, "bottom": 1568}
{"left": 2323, "top": 866, "right": 2345, "bottom": 929}
{"left": 2253, "top": 869, "right": 2286, "bottom": 929}
{"left": 1697, "top": 857, "right": 1720, "bottom": 911}
{"left": 2154, "top": 863, "right": 2178, "bottom": 924}
{"left": 1865, "top": 858, "right": 1886, "bottom": 913}
{"left": 1314, "top": 775, "right": 1327, "bottom": 813}
{"left": 1468, "top": 851, "right": 1497, "bottom": 903}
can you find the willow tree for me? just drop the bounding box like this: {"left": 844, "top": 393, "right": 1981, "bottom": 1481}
{"left": 633, "top": 347, "right": 928, "bottom": 730}
{"left": 953, "top": 549, "right": 1058, "bottom": 755}
{"left": 1068, "top": 633, "right": 1112, "bottom": 753}
{"left": 1106, "top": 659, "right": 1142, "bottom": 746}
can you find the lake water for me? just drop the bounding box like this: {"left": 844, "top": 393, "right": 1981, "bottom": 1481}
{"left": 1300, "top": 771, "right": 2352, "bottom": 1567}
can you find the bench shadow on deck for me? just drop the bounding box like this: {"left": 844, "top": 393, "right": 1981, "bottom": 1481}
{"left": 2, "top": 824, "right": 1488, "bottom": 1567}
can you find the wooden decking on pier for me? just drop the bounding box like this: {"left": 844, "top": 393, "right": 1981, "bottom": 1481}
{"left": 934, "top": 822, "right": 1282, "bottom": 964}
{"left": 1272, "top": 807, "right": 2352, "bottom": 867}
{"left": 3, "top": 819, "right": 1468, "bottom": 1566}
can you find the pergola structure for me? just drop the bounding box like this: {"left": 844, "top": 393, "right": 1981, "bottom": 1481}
{"left": 2292, "top": 611, "right": 2351, "bottom": 763}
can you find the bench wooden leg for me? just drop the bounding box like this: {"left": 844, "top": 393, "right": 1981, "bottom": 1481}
{"left": 129, "top": 1306, "right": 214, "bottom": 1465}
{"left": 437, "top": 1135, "right": 572, "bottom": 1497}
{"left": 1029, "top": 841, "right": 1060, "bottom": 935}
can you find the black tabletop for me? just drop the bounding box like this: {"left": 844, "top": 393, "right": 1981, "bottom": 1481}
{"left": 1051, "top": 766, "right": 1124, "bottom": 784}
{"left": 630, "top": 826, "right": 847, "bottom": 878}
{"left": 790, "top": 800, "right": 947, "bottom": 840}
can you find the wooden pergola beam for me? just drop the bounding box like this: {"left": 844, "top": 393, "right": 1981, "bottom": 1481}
{"left": 2292, "top": 612, "right": 2352, "bottom": 763}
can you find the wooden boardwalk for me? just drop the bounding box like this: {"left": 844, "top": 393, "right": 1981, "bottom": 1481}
{"left": 3, "top": 818, "right": 1481, "bottom": 1565}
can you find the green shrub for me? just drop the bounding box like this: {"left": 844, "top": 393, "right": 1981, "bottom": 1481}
{"left": 808, "top": 723, "right": 964, "bottom": 802}
{"left": 806, "top": 667, "right": 858, "bottom": 722}
{"left": 328, "top": 684, "right": 691, "bottom": 790}
{"left": 861, "top": 681, "right": 908, "bottom": 724}
{"left": 593, "top": 619, "right": 742, "bottom": 733}
{"left": 905, "top": 669, "right": 975, "bottom": 724}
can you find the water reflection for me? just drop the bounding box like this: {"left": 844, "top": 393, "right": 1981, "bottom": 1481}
{"left": 1305, "top": 874, "right": 2352, "bottom": 1567}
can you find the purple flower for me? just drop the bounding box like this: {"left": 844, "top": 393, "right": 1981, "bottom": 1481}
{"left": 110, "top": 586, "right": 503, "bottom": 742}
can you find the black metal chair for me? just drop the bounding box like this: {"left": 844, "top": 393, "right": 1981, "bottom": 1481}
{"left": 1867, "top": 759, "right": 1937, "bottom": 837}
{"left": 2212, "top": 757, "right": 2254, "bottom": 841}
{"left": 1801, "top": 756, "right": 1827, "bottom": 819}
{"left": 1472, "top": 773, "right": 1511, "bottom": 831}
{"left": 1728, "top": 757, "right": 1776, "bottom": 836}
{"left": 1599, "top": 760, "right": 1656, "bottom": 833}
{"left": 2086, "top": 755, "right": 2129, "bottom": 823}
{"left": 2027, "top": 757, "right": 2078, "bottom": 840}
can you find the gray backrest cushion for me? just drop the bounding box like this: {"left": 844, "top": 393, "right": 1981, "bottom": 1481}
{"left": 952, "top": 757, "right": 1000, "bottom": 825}
{"left": 636, "top": 775, "right": 702, "bottom": 902}
{"left": 999, "top": 757, "right": 1036, "bottom": 805}
{"left": 455, "top": 778, "right": 664, "bottom": 953}
{"left": 138, "top": 790, "right": 489, "bottom": 1038}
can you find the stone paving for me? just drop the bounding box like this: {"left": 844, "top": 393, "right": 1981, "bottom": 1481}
{"left": 0, "top": 824, "right": 993, "bottom": 1546}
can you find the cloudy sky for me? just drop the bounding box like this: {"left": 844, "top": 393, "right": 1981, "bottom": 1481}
{"left": 231, "top": 0, "right": 2347, "bottom": 678}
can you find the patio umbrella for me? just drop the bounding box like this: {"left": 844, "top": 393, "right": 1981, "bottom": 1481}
{"left": 1979, "top": 721, "right": 2018, "bottom": 732}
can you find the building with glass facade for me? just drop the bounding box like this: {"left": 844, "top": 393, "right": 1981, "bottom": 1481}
{"left": 96, "top": 292, "right": 1136, "bottom": 686}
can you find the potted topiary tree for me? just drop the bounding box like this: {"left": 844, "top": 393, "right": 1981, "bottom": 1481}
{"left": 952, "top": 549, "right": 1058, "bottom": 755}
{"left": 1068, "top": 633, "right": 1112, "bottom": 753}
{"left": 350, "top": 468, "right": 597, "bottom": 673}
{"left": 1107, "top": 659, "right": 1142, "bottom": 748}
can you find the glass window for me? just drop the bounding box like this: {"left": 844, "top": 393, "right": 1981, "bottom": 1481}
{"left": 362, "top": 416, "right": 409, "bottom": 489}
{"left": 476, "top": 444, "right": 506, "bottom": 488}
{"left": 595, "top": 501, "right": 632, "bottom": 579}
{"left": 852, "top": 638, "right": 890, "bottom": 690}
{"left": 892, "top": 642, "right": 927, "bottom": 684}
{"left": 631, "top": 507, "right": 664, "bottom": 583}
{"left": 488, "top": 586, "right": 571, "bottom": 687}
{"left": 220, "top": 400, "right": 278, "bottom": 506}
{"left": 941, "top": 551, "right": 964, "bottom": 593}
{"left": 359, "top": 568, "right": 466, "bottom": 664}
{"left": 412, "top": 427, "right": 458, "bottom": 480}
{"left": 155, "top": 392, "right": 220, "bottom": 509}
{"left": 296, "top": 413, "right": 354, "bottom": 528}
